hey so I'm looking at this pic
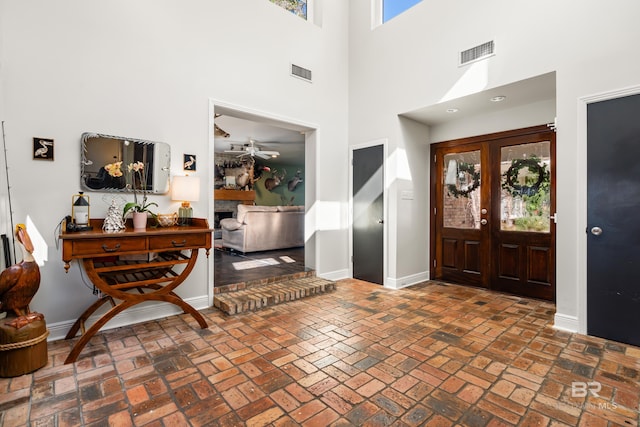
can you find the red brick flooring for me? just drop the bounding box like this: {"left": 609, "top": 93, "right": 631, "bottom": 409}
{"left": 1, "top": 279, "right": 639, "bottom": 426}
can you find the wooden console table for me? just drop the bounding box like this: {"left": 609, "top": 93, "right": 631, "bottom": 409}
{"left": 59, "top": 218, "right": 213, "bottom": 364}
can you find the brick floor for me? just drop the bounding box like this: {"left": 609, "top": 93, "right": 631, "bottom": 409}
{"left": 1, "top": 279, "right": 639, "bottom": 426}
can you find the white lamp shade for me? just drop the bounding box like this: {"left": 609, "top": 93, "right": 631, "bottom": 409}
{"left": 171, "top": 176, "right": 201, "bottom": 202}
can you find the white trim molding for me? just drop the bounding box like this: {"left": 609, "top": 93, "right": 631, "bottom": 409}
{"left": 553, "top": 312, "right": 579, "bottom": 333}
{"left": 319, "top": 268, "right": 350, "bottom": 282}
{"left": 386, "top": 271, "right": 429, "bottom": 290}
{"left": 47, "top": 295, "right": 210, "bottom": 342}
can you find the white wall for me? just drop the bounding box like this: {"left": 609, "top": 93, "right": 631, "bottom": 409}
{"left": 0, "top": 0, "right": 349, "bottom": 338}
{"left": 348, "top": 0, "right": 640, "bottom": 331}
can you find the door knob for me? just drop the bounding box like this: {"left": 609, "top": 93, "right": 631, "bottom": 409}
{"left": 481, "top": 208, "right": 488, "bottom": 215}
{"left": 590, "top": 226, "right": 602, "bottom": 236}
{"left": 480, "top": 219, "right": 488, "bottom": 225}
{"left": 377, "top": 219, "right": 384, "bottom": 224}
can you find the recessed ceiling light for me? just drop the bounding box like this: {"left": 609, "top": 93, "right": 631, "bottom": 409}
{"left": 446, "top": 108, "right": 459, "bottom": 113}
{"left": 490, "top": 95, "right": 506, "bottom": 102}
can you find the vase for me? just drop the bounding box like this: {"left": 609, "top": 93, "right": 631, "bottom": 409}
{"left": 132, "top": 212, "right": 148, "bottom": 229}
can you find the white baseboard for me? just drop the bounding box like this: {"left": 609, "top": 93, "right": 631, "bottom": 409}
{"left": 46, "top": 295, "right": 210, "bottom": 342}
{"left": 386, "top": 271, "right": 430, "bottom": 290}
{"left": 553, "top": 312, "right": 579, "bottom": 333}
{"left": 318, "top": 268, "right": 350, "bottom": 282}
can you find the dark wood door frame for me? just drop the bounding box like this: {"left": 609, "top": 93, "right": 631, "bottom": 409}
{"left": 430, "top": 124, "right": 556, "bottom": 300}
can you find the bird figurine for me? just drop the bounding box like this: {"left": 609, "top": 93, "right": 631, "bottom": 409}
{"left": 0, "top": 224, "right": 43, "bottom": 329}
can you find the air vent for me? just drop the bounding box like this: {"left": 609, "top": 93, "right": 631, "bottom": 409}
{"left": 291, "top": 64, "right": 312, "bottom": 82}
{"left": 459, "top": 40, "right": 495, "bottom": 66}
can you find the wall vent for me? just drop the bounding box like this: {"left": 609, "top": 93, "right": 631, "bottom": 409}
{"left": 459, "top": 40, "right": 495, "bottom": 66}
{"left": 291, "top": 64, "right": 312, "bottom": 82}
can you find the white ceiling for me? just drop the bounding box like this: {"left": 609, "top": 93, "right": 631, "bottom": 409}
{"left": 401, "top": 72, "right": 556, "bottom": 126}
{"left": 214, "top": 114, "right": 306, "bottom": 165}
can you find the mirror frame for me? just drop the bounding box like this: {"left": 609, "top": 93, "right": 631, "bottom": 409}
{"left": 81, "top": 132, "right": 171, "bottom": 194}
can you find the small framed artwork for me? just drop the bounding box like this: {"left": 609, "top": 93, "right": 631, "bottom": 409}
{"left": 183, "top": 154, "right": 196, "bottom": 171}
{"left": 33, "top": 137, "right": 54, "bottom": 160}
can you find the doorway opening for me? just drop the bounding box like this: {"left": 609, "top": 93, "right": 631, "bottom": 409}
{"left": 212, "top": 105, "right": 314, "bottom": 291}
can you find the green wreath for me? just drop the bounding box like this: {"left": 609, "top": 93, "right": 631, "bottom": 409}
{"left": 446, "top": 162, "right": 480, "bottom": 198}
{"left": 502, "top": 158, "right": 549, "bottom": 197}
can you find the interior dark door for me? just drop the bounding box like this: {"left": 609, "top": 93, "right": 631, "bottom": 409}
{"left": 587, "top": 94, "right": 640, "bottom": 347}
{"left": 353, "top": 145, "right": 384, "bottom": 285}
{"left": 432, "top": 126, "right": 556, "bottom": 301}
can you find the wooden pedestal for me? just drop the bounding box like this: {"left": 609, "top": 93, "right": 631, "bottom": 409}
{"left": 0, "top": 315, "right": 48, "bottom": 377}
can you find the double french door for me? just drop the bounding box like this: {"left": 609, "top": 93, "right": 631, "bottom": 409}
{"left": 431, "top": 125, "right": 556, "bottom": 301}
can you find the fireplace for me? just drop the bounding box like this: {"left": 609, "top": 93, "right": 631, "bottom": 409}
{"left": 214, "top": 211, "right": 234, "bottom": 229}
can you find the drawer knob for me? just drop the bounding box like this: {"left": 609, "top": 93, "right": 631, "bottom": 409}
{"left": 171, "top": 239, "right": 187, "bottom": 248}
{"left": 101, "top": 243, "right": 121, "bottom": 253}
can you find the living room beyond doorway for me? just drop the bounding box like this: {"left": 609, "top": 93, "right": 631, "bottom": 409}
{"left": 213, "top": 108, "right": 309, "bottom": 290}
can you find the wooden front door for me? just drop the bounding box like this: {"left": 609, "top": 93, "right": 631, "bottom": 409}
{"left": 431, "top": 125, "right": 556, "bottom": 301}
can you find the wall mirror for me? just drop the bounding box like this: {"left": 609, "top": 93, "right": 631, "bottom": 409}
{"left": 81, "top": 132, "right": 171, "bottom": 194}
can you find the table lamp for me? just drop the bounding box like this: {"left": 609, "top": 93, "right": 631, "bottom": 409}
{"left": 172, "top": 175, "right": 200, "bottom": 226}
{"left": 71, "top": 192, "right": 92, "bottom": 231}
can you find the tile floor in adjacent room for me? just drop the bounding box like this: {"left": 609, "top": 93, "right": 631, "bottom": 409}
{"left": 1, "top": 279, "right": 639, "bottom": 426}
{"left": 214, "top": 246, "right": 307, "bottom": 287}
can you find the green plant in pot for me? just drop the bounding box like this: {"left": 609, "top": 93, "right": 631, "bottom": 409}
{"left": 123, "top": 161, "right": 157, "bottom": 228}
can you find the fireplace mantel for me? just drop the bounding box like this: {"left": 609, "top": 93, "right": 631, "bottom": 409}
{"left": 214, "top": 189, "right": 255, "bottom": 204}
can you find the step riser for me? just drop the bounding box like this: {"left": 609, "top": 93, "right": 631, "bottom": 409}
{"left": 214, "top": 270, "right": 316, "bottom": 295}
{"left": 214, "top": 279, "right": 336, "bottom": 315}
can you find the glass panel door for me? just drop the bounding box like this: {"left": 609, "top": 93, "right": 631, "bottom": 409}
{"left": 432, "top": 126, "right": 555, "bottom": 301}
{"left": 443, "top": 150, "right": 482, "bottom": 229}
{"left": 499, "top": 141, "right": 551, "bottom": 232}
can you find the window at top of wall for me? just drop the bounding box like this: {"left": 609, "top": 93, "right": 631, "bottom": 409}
{"left": 383, "top": 0, "right": 422, "bottom": 23}
{"left": 270, "top": 0, "right": 307, "bottom": 20}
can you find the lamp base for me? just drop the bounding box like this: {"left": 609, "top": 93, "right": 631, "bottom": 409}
{"left": 177, "top": 206, "right": 193, "bottom": 226}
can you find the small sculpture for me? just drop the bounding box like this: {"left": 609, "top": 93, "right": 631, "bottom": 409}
{"left": 103, "top": 199, "right": 126, "bottom": 232}
{"left": 0, "top": 224, "right": 43, "bottom": 328}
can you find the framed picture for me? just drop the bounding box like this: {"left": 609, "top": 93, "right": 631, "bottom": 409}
{"left": 183, "top": 154, "right": 196, "bottom": 171}
{"left": 33, "top": 137, "right": 54, "bottom": 160}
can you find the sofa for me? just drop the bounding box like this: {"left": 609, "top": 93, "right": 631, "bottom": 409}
{"left": 220, "top": 205, "right": 304, "bottom": 253}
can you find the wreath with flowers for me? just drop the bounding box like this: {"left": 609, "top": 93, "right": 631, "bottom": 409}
{"left": 446, "top": 162, "right": 481, "bottom": 198}
{"left": 501, "top": 157, "right": 549, "bottom": 197}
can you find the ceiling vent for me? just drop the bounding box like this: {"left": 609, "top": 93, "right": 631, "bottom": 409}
{"left": 291, "top": 64, "right": 312, "bottom": 82}
{"left": 459, "top": 40, "right": 495, "bottom": 66}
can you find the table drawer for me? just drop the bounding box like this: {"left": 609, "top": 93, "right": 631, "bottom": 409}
{"left": 72, "top": 238, "right": 146, "bottom": 256}
{"left": 149, "top": 233, "right": 207, "bottom": 250}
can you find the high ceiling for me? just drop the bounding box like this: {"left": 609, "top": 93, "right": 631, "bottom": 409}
{"left": 214, "top": 73, "right": 555, "bottom": 161}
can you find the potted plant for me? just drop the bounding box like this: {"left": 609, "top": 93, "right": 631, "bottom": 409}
{"left": 123, "top": 161, "right": 157, "bottom": 229}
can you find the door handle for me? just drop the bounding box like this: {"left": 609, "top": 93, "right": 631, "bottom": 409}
{"left": 590, "top": 226, "right": 603, "bottom": 236}
{"left": 480, "top": 219, "right": 488, "bottom": 225}
{"left": 377, "top": 219, "right": 384, "bottom": 224}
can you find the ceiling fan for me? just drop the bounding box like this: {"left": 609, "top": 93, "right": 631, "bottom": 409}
{"left": 225, "top": 139, "right": 280, "bottom": 160}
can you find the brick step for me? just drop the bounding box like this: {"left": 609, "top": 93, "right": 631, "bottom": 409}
{"left": 213, "top": 276, "right": 337, "bottom": 315}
